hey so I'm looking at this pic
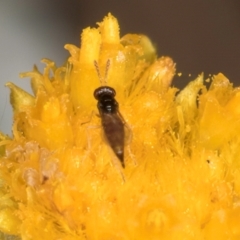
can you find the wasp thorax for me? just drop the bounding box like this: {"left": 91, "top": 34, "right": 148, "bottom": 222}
{"left": 98, "top": 96, "right": 118, "bottom": 114}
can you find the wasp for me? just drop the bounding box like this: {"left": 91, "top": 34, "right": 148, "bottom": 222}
{"left": 93, "top": 60, "right": 127, "bottom": 168}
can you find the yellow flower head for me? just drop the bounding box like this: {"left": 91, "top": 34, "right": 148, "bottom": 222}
{"left": 0, "top": 13, "right": 240, "bottom": 240}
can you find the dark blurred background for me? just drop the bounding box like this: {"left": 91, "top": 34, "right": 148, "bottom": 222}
{"left": 1, "top": 0, "right": 240, "bottom": 134}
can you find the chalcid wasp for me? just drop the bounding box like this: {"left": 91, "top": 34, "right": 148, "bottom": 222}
{"left": 93, "top": 60, "right": 129, "bottom": 168}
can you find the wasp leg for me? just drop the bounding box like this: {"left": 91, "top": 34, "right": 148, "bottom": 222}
{"left": 109, "top": 150, "right": 126, "bottom": 183}
{"left": 80, "top": 110, "right": 100, "bottom": 125}
{"left": 121, "top": 119, "right": 137, "bottom": 166}
{"left": 126, "top": 145, "right": 137, "bottom": 166}
{"left": 80, "top": 111, "right": 101, "bottom": 161}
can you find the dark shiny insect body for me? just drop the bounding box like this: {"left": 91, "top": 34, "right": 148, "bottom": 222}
{"left": 94, "top": 86, "right": 125, "bottom": 168}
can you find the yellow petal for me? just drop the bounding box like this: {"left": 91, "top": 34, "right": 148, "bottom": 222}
{"left": 5, "top": 82, "right": 34, "bottom": 113}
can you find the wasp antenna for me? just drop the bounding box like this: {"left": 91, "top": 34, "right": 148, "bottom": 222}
{"left": 103, "top": 59, "right": 111, "bottom": 85}
{"left": 94, "top": 60, "right": 104, "bottom": 85}
{"left": 94, "top": 60, "right": 111, "bottom": 86}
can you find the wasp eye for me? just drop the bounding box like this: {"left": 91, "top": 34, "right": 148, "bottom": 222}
{"left": 93, "top": 88, "right": 100, "bottom": 100}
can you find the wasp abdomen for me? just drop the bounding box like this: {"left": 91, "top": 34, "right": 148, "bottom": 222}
{"left": 102, "top": 113, "right": 125, "bottom": 167}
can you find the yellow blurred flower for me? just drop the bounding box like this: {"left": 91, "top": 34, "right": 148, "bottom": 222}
{"left": 0, "top": 13, "right": 240, "bottom": 239}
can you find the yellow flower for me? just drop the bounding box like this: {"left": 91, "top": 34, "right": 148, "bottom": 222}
{"left": 0, "top": 13, "right": 240, "bottom": 239}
